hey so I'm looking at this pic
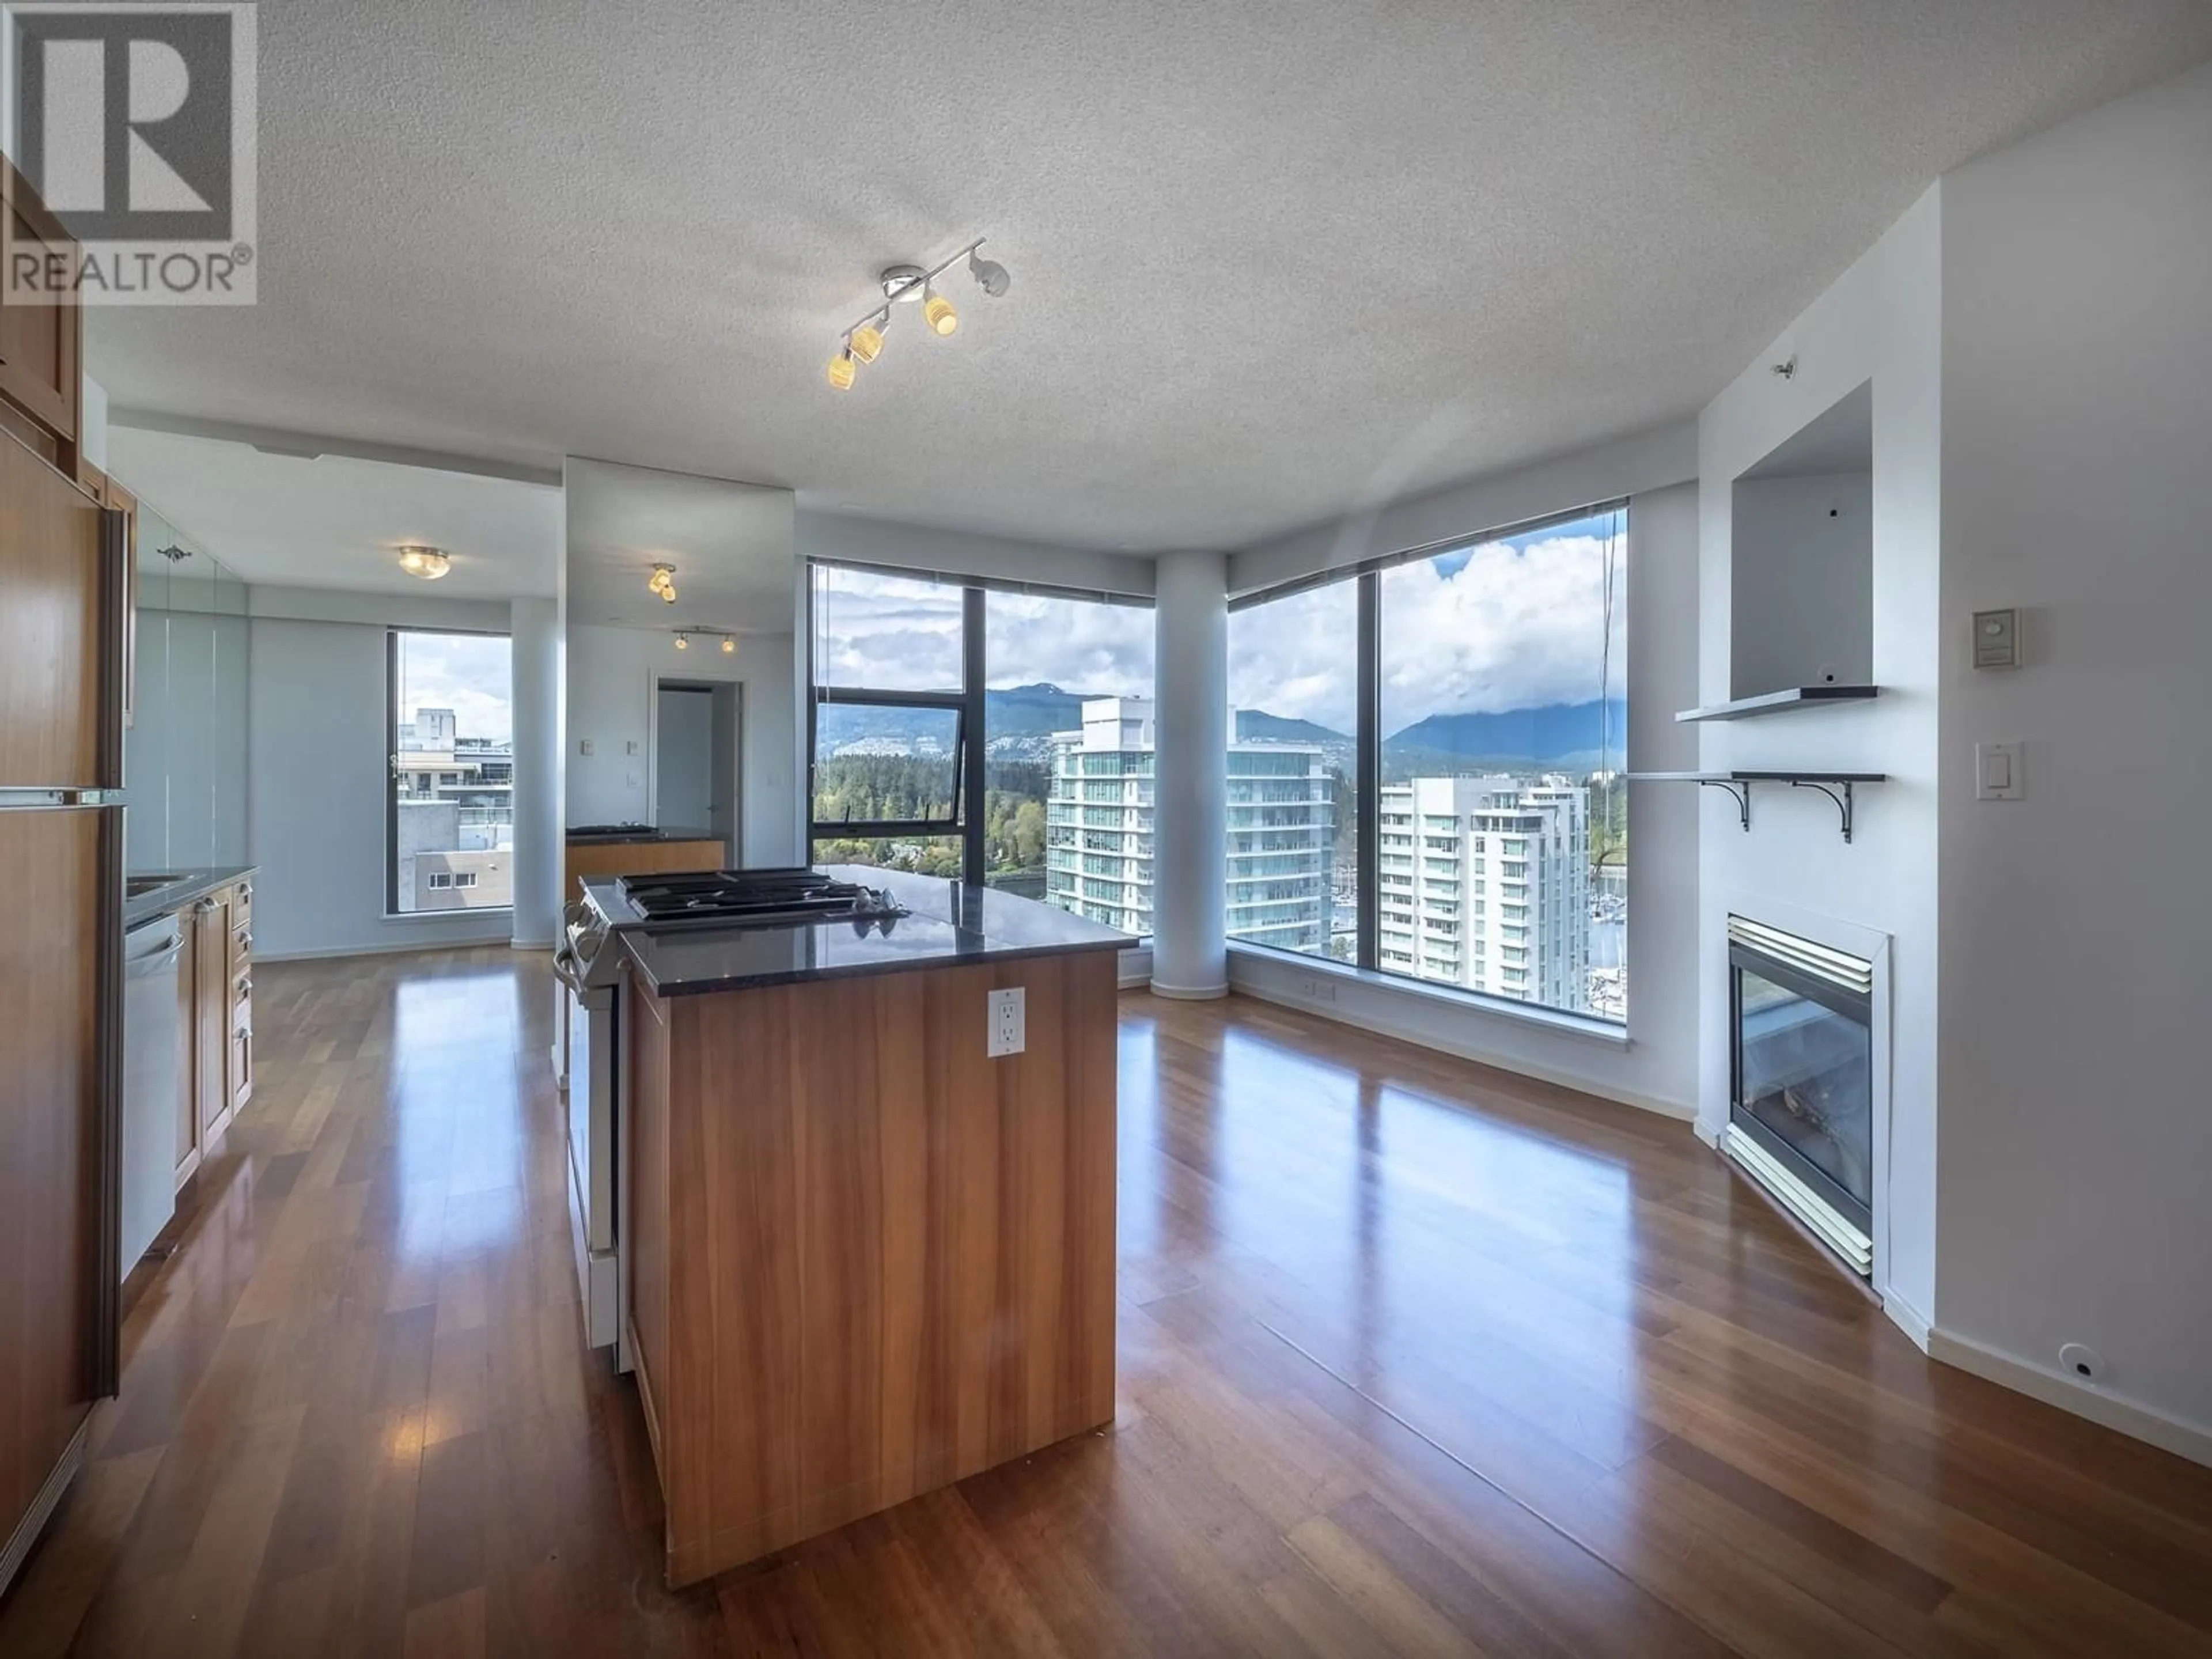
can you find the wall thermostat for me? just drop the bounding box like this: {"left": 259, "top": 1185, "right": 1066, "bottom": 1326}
{"left": 1973, "top": 608, "right": 2021, "bottom": 669}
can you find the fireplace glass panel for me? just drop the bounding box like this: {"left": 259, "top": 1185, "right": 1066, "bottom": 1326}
{"left": 1734, "top": 964, "right": 1872, "bottom": 1216}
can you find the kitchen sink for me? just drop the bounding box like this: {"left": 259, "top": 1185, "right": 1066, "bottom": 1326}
{"left": 126, "top": 873, "right": 187, "bottom": 898}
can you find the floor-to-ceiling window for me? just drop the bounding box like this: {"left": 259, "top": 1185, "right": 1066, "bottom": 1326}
{"left": 983, "top": 590, "right": 1154, "bottom": 926}
{"left": 808, "top": 565, "right": 974, "bottom": 878}
{"left": 1226, "top": 503, "right": 1629, "bottom": 1022}
{"left": 1225, "top": 581, "right": 1358, "bottom": 960}
{"left": 387, "top": 628, "right": 515, "bottom": 914}
{"left": 806, "top": 563, "right": 1154, "bottom": 925}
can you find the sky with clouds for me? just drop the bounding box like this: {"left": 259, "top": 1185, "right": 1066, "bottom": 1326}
{"left": 393, "top": 631, "right": 513, "bottom": 744}
{"left": 813, "top": 507, "right": 1626, "bottom": 736}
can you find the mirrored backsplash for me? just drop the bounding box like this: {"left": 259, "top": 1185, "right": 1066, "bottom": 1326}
{"left": 127, "top": 497, "right": 250, "bottom": 872}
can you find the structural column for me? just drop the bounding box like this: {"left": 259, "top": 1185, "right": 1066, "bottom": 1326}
{"left": 509, "top": 596, "right": 562, "bottom": 949}
{"left": 1149, "top": 550, "right": 1229, "bottom": 998}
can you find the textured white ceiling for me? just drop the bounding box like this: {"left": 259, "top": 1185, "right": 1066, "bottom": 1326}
{"left": 105, "top": 426, "right": 562, "bottom": 597}
{"left": 85, "top": 1, "right": 2212, "bottom": 553}
{"left": 565, "top": 458, "right": 796, "bottom": 633}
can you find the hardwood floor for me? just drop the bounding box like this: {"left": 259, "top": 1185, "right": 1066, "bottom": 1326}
{"left": 3, "top": 948, "right": 2209, "bottom": 1656}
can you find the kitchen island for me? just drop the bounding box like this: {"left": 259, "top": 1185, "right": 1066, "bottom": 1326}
{"left": 619, "top": 868, "right": 1129, "bottom": 1585}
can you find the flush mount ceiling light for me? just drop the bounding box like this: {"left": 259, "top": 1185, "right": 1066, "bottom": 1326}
{"left": 397, "top": 545, "right": 451, "bottom": 580}
{"left": 648, "top": 562, "right": 677, "bottom": 603}
{"left": 826, "top": 237, "right": 1010, "bottom": 391}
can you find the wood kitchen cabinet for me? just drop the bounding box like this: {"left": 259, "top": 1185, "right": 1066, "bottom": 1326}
{"left": 175, "top": 879, "right": 253, "bottom": 1188}
{"left": 0, "top": 157, "right": 83, "bottom": 473}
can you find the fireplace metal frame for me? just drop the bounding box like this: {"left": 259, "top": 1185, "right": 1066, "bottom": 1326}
{"left": 1728, "top": 940, "right": 1875, "bottom": 1238}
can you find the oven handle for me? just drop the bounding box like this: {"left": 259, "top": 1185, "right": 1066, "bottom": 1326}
{"left": 552, "top": 945, "right": 589, "bottom": 995}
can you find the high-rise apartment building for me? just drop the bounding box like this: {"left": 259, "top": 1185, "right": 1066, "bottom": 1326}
{"left": 1377, "top": 774, "right": 1590, "bottom": 1010}
{"left": 1044, "top": 698, "right": 1332, "bottom": 948}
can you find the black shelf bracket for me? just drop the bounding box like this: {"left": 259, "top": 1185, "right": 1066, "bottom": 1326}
{"left": 1789, "top": 778, "right": 1859, "bottom": 843}
{"left": 1701, "top": 777, "right": 1752, "bottom": 832}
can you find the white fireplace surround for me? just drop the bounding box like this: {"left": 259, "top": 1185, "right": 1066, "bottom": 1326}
{"left": 1700, "top": 892, "right": 1898, "bottom": 1308}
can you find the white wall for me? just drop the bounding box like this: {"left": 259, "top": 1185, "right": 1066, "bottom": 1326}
{"left": 797, "top": 507, "right": 1156, "bottom": 597}
{"left": 248, "top": 616, "right": 514, "bottom": 959}
{"left": 1230, "top": 421, "right": 1697, "bottom": 597}
{"left": 127, "top": 608, "right": 249, "bottom": 870}
{"left": 1729, "top": 471, "right": 1874, "bottom": 696}
{"left": 1935, "top": 59, "right": 2212, "bottom": 1454}
{"left": 1231, "top": 478, "right": 1703, "bottom": 1118}
{"left": 566, "top": 624, "right": 800, "bottom": 865}
{"left": 1696, "top": 187, "right": 1945, "bottom": 1327}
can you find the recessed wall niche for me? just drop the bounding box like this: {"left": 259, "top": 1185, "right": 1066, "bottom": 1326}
{"left": 1730, "top": 380, "right": 1873, "bottom": 699}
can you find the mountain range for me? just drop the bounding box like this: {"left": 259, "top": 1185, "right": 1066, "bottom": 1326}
{"left": 819, "top": 685, "right": 1625, "bottom": 771}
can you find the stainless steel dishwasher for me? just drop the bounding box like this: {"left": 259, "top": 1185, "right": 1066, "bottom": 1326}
{"left": 122, "top": 914, "right": 185, "bottom": 1275}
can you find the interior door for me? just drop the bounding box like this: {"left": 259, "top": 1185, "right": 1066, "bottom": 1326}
{"left": 0, "top": 427, "right": 107, "bottom": 789}
{"left": 0, "top": 805, "right": 111, "bottom": 1559}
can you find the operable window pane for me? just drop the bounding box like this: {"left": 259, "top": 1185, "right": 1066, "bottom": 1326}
{"left": 813, "top": 834, "right": 965, "bottom": 879}
{"left": 1376, "top": 506, "right": 1627, "bottom": 1020}
{"left": 812, "top": 565, "right": 965, "bottom": 691}
{"left": 391, "top": 630, "right": 513, "bottom": 915}
{"left": 985, "top": 592, "right": 1156, "bottom": 934}
{"left": 1225, "top": 582, "right": 1354, "bottom": 960}
{"left": 811, "top": 704, "right": 961, "bottom": 824}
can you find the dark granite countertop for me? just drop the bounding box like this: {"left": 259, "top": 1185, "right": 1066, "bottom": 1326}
{"left": 124, "top": 865, "right": 256, "bottom": 930}
{"left": 619, "top": 866, "right": 1133, "bottom": 997}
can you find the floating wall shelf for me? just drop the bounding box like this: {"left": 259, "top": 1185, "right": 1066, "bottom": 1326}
{"left": 1627, "top": 771, "right": 1887, "bottom": 842}
{"left": 1674, "top": 685, "right": 1880, "bottom": 724}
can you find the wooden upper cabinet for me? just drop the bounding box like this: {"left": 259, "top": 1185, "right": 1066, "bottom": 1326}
{"left": 0, "top": 426, "right": 107, "bottom": 789}
{"left": 0, "top": 157, "right": 82, "bottom": 457}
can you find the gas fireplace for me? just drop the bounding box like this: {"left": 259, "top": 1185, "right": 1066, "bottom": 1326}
{"left": 1727, "top": 916, "right": 1874, "bottom": 1274}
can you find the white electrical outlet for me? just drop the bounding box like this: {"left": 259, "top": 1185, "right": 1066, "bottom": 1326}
{"left": 987, "top": 987, "right": 1025, "bottom": 1057}
{"left": 1300, "top": 976, "right": 1339, "bottom": 1003}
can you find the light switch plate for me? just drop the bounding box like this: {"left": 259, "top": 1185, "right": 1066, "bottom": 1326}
{"left": 987, "top": 987, "right": 1026, "bottom": 1057}
{"left": 1973, "top": 608, "right": 2021, "bottom": 669}
{"left": 1976, "top": 741, "right": 2023, "bottom": 801}
{"left": 579, "top": 737, "right": 595, "bottom": 756}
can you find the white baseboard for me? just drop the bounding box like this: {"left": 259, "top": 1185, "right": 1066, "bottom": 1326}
{"left": 1149, "top": 980, "right": 1230, "bottom": 1001}
{"left": 1883, "top": 1292, "right": 1933, "bottom": 1353}
{"left": 1927, "top": 1327, "right": 2212, "bottom": 1469}
{"left": 1229, "top": 975, "right": 1694, "bottom": 1122}
{"left": 1116, "top": 946, "right": 1153, "bottom": 991}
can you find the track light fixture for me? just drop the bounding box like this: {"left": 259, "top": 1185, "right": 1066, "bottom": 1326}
{"left": 668, "top": 627, "right": 738, "bottom": 655}
{"left": 826, "top": 237, "right": 1008, "bottom": 391}
{"left": 648, "top": 563, "right": 677, "bottom": 603}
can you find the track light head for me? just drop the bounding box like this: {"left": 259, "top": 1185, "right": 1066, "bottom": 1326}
{"left": 674, "top": 632, "right": 689, "bottom": 650}
{"left": 827, "top": 349, "right": 857, "bottom": 391}
{"left": 922, "top": 283, "right": 958, "bottom": 336}
{"left": 849, "top": 312, "right": 887, "bottom": 364}
{"left": 967, "top": 247, "right": 1011, "bottom": 298}
{"left": 719, "top": 635, "right": 736, "bottom": 655}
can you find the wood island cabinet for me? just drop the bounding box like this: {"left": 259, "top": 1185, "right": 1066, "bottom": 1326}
{"left": 624, "top": 946, "right": 1120, "bottom": 1586}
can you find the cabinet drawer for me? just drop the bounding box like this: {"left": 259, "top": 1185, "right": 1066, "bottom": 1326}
{"left": 232, "top": 976, "right": 251, "bottom": 1037}
{"left": 230, "top": 880, "right": 252, "bottom": 933}
{"left": 229, "top": 921, "right": 251, "bottom": 977}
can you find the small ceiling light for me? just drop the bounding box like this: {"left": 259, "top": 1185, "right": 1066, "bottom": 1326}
{"left": 649, "top": 563, "right": 677, "bottom": 603}
{"left": 849, "top": 311, "right": 888, "bottom": 364}
{"left": 922, "top": 283, "right": 958, "bottom": 336}
{"left": 719, "top": 635, "right": 736, "bottom": 654}
{"left": 397, "top": 545, "right": 451, "bottom": 580}
{"left": 967, "top": 247, "right": 1011, "bottom": 298}
{"left": 674, "top": 632, "right": 689, "bottom": 650}
{"left": 827, "top": 348, "right": 857, "bottom": 391}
